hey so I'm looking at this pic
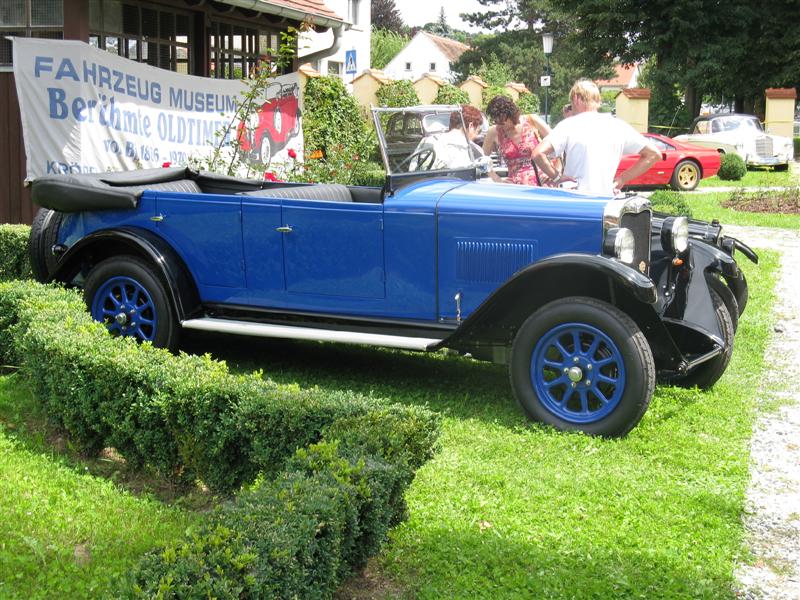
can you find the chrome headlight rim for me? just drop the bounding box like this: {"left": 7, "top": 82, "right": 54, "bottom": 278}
{"left": 604, "top": 227, "right": 635, "bottom": 264}
{"left": 660, "top": 216, "right": 689, "bottom": 255}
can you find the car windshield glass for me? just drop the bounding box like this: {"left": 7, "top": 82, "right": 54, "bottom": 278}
{"left": 711, "top": 115, "right": 763, "bottom": 133}
{"left": 373, "top": 106, "right": 483, "bottom": 175}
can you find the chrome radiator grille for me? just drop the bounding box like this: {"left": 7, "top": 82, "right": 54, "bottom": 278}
{"left": 620, "top": 210, "right": 651, "bottom": 275}
{"left": 755, "top": 135, "right": 773, "bottom": 157}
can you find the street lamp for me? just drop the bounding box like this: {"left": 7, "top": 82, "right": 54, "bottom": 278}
{"left": 542, "top": 32, "right": 554, "bottom": 124}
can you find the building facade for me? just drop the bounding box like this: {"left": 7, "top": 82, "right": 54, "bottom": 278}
{"left": 0, "top": 0, "right": 343, "bottom": 224}
{"left": 299, "top": 0, "right": 369, "bottom": 88}
{"left": 382, "top": 31, "right": 468, "bottom": 84}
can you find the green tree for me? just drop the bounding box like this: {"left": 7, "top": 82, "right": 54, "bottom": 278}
{"left": 433, "top": 84, "right": 469, "bottom": 105}
{"left": 371, "top": 28, "right": 409, "bottom": 69}
{"left": 371, "top": 0, "right": 405, "bottom": 32}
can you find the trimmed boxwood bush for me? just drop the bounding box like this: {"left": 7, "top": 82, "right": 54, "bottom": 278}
{"left": 0, "top": 224, "right": 32, "bottom": 281}
{"left": 717, "top": 152, "right": 747, "bottom": 181}
{"left": 0, "top": 280, "right": 438, "bottom": 493}
{"left": 649, "top": 190, "right": 693, "bottom": 218}
{"left": 1, "top": 279, "right": 441, "bottom": 597}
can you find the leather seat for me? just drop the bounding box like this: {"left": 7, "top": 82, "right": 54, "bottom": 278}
{"left": 240, "top": 183, "right": 353, "bottom": 202}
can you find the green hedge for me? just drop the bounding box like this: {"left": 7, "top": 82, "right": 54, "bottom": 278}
{"left": 0, "top": 279, "right": 441, "bottom": 596}
{"left": 649, "top": 190, "right": 694, "bottom": 218}
{"left": 794, "top": 137, "right": 799, "bottom": 159}
{"left": 122, "top": 408, "right": 439, "bottom": 598}
{"left": 0, "top": 224, "right": 32, "bottom": 281}
{"left": 0, "top": 280, "right": 439, "bottom": 493}
{"left": 718, "top": 153, "right": 747, "bottom": 180}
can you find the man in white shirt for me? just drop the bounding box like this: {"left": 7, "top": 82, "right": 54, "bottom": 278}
{"left": 531, "top": 80, "right": 660, "bottom": 195}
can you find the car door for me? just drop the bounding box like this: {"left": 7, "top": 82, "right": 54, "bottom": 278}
{"left": 155, "top": 192, "right": 245, "bottom": 295}
{"left": 281, "top": 198, "right": 385, "bottom": 300}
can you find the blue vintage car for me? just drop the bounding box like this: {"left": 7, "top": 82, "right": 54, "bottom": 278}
{"left": 27, "top": 106, "right": 756, "bottom": 437}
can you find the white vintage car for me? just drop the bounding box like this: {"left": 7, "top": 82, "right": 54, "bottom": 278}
{"left": 675, "top": 113, "right": 794, "bottom": 169}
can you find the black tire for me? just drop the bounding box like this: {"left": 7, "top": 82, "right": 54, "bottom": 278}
{"left": 28, "top": 208, "right": 65, "bottom": 282}
{"left": 774, "top": 163, "right": 789, "bottom": 172}
{"left": 669, "top": 160, "right": 701, "bottom": 191}
{"left": 83, "top": 255, "right": 179, "bottom": 350}
{"left": 509, "top": 297, "right": 655, "bottom": 437}
{"left": 670, "top": 290, "right": 734, "bottom": 389}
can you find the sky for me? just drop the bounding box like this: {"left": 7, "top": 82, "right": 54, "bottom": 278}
{"left": 394, "top": 0, "right": 491, "bottom": 33}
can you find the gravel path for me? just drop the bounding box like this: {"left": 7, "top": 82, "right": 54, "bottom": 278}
{"left": 728, "top": 224, "right": 800, "bottom": 599}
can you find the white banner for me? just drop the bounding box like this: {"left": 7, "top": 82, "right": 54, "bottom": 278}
{"left": 12, "top": 38, "right": 303, "bottom": 180}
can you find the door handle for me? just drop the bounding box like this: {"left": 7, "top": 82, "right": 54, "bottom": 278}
{"left": 150, "top": 214, "right": 165, "bottom": 222}
{"left": 276, "top": 225, "right": 293, "bottom": 233}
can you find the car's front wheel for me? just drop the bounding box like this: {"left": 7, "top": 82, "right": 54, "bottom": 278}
{"left": 259, "top": 134, "right": 273, "bottom": 167}
{"left": 670, "top": 160, "right": 700, "bottom": 191}
{"left": 84, "top": 256, "right": 178, "bottom": 350}
{"left": 510, "top": 297, "right": 655, "bottom": 437}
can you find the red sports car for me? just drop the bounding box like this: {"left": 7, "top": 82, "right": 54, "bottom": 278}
{"left": 616, "top": 133, "right": 721, "bottom": 191}
{"left": 237, "top": 82, "right": 301, "bottom": 167}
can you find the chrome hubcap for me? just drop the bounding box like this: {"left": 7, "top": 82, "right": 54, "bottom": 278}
{"left": 567, "top": 366, "right": 584, "bottom": 382}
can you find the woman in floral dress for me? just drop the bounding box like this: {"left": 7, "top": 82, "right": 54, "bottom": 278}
{"left": 483, "top": 95, "right": 554, "bottom": 185}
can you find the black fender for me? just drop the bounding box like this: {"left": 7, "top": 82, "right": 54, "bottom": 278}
{"left": 49, "top": 227, "right": 201, "bottom": 322}
{"left": 689, "top": 238, "right": 748, "bottom": 317}
{"left": 438, "top": 253, "right": 688, "bottom": 368}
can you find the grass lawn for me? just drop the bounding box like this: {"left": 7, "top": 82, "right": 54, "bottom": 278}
{"left": 698, "top": 166, "right": 796, "bottom": 189}
{"left": 688, "top": 192, "right": 800, "bottom": 229}
{"left": 0, "top": 377, "right": 200, "bottom": 599}
{"left": 182, "top": 250, "right": 777, "bottom": 599}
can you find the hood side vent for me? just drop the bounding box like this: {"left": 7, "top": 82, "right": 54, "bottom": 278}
{"left": 456, "top": 239, "right": 538, "bottom": 284}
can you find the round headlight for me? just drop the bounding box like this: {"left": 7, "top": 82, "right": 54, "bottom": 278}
{"left": 660, "top": 216, "right": 689, "bottom": 254}
{"left": 604, "top": 227, "right": 635, "bottom": 264}
{"left": 671, "top": 216, "right": 689, "bottom": 253}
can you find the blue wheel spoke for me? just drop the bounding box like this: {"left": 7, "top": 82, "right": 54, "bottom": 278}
{"left": 544, "top": 375, "right": 567, "bottom": 388}
{"left": 543, "top": 358, "right": 563, "bottom": 368}
{"left": 597, "top": 373, "right": 617, "bottom": 385}
{"left": 138, "top": 316, "right": 155, "bottom": 325}
{"left": 591, "top": 387, "right": 610, "bottom": 405}
{"left": 596, "top": 356, "right": 616, "bottom": 367}
{"left": 554, "top": 341, "right": 570, "bottom": 359}
{"left": 571, "top": 331, "right": 581, "bottom": 355}
{"left": 586, "top": 337, "right": 601, "bottom": 359}
{"left": 558, "top": 387, "right": 574, "bottom": 407}
{"left": 579, "top": 390, "right": 589, "bottom": 413}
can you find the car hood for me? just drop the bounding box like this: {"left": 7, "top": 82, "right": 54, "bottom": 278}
{"left": 437, "top": 180, "right": 612, "bottom": 219}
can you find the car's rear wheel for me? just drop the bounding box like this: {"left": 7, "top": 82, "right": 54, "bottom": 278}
{"left": 669, "top": 290, "right": 734, "bottom": 389}
{"left": 28, "top": 208, "right": 65, "bottom": 282}
{"left": 670, "top": 160, "right": 700, "bottom": 191}
{"left": 509, "top": 297, "right": 655, "bottom": 437}
{"left": 84, "top": 256, "right": 178, "bottom": 350}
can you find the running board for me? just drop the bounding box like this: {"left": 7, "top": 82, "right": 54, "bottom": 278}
{"left": 181, "top": 318, "right": 444, "bottom": 351}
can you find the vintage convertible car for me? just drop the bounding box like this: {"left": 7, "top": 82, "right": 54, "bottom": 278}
{"left": 674, "top": 113, "right": 794, "bottom": 168}
{"left": 27, "top": 106, "right": 756, "bottom": 437}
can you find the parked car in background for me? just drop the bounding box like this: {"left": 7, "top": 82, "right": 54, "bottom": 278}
{"left": 616, "top": 133, "right": 721, "bottom": 191}
{"left": 27, "top": 106, "right": 756, "bottom": 438}
{"left": 236, "top": 82, "right": 301, "bottom": 166}
{"left": 674, "top": 113, "right": 794, "bottom": 169}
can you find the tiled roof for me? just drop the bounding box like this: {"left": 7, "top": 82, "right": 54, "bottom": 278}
{"left": 505, "top": 82, "right": 530, "bottom": 94}
{"left": 765, "top": 88, "right": 797, "bottom": 99}
{"left": 621, "top": 88, "right": 650, "bottom": 99}
{"left": 298, "top": 63, "right": 321, "bottom": 78}
{"left": 595, "top": 63, "right": 639, "bottom": 88}
{"left": 415, "top": 73, "right": 446, "bottom": 86}
{"left": 463, "top": 75, "right": 488, "bottom": 88}
{"left": 422, "top": 32, "right": 470, "bottom": 63}
{"left": 353, "top": 69, "right": 391, "bottom": 85}
{"left": 230, "top": 0, "right": 343, "bottom": 25}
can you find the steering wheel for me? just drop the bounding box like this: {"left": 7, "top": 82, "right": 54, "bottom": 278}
{"left": 398, "top": 147, "right": 436, "bottom": 172}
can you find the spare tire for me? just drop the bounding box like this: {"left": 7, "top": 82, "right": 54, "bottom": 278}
{"left": 28, "top": 207, "right": 65, "bottom": 282}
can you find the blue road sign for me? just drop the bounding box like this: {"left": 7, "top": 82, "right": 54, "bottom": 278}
{"left": 345, "top": 49, "right": 357, "bottom": 75}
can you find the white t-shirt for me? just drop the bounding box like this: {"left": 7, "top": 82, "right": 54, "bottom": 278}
{"left": 544, "top": 112, "right": 651, "bottom": 195}
{"left": 411, "top": 129, "right": 473, "bottom": 171}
